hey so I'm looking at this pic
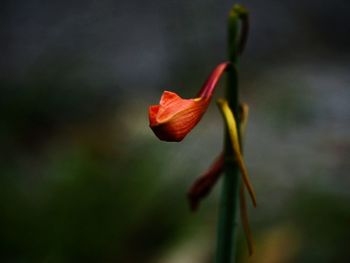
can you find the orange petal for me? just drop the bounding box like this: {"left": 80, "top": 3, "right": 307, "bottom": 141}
{"left": 159, "top": 91, "right": 182, "bottom": 106}
{"left": 156, "top": 91, "right": 198, "bottom": 123}
{"left": 149, "top": 92, "right": 209, "bottom": 142}
{"left": 148, "top": 62, "right": 231, "bottom": 142}
{"left": 148, "top": 105, "right": 160, "bottom": 126}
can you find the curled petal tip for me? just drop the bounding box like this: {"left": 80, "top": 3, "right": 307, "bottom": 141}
{"left": 159, "top": 91, "right": 181, "bottom": 106}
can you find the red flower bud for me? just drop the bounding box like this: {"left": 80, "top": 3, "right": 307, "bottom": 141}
{"left": 187, "top": 153, "right": 224, "bottom": 211}
{"left": 149, "top": 62, "right": 230, "bottom": 142}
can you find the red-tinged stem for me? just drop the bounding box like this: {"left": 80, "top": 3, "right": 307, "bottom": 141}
{"left": 197, "top": 62, "right": 231, "bottom": 99}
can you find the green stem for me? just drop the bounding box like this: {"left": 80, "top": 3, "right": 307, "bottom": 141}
{"left": 215, "top": 5, "right": 249, "bottom": 263}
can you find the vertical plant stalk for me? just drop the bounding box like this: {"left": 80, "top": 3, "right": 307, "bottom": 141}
{"left": 215, "top": 5, "right": 249, "bottom": 263}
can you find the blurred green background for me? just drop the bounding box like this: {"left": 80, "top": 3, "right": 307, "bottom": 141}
{"left": 1, "top": 0, "right": 350, "bottom": 262}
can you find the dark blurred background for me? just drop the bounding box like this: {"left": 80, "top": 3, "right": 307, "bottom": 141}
{"left": 1, "top": 0, "right": 350, "bottom": 262}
